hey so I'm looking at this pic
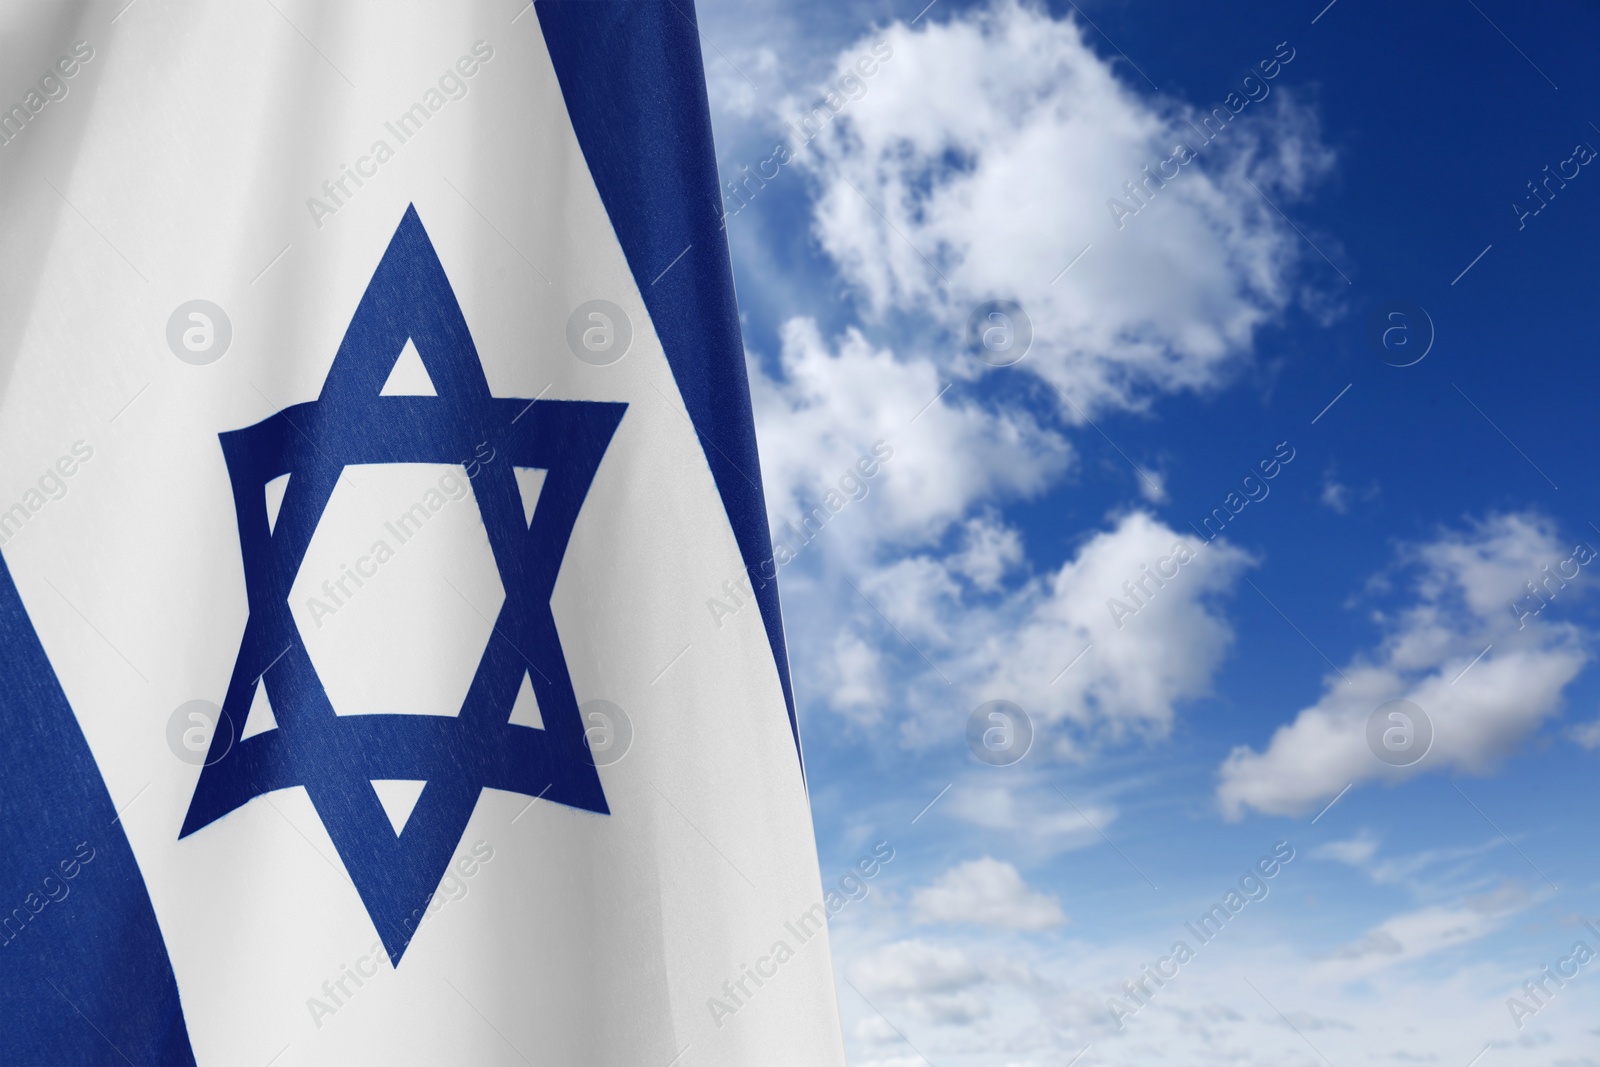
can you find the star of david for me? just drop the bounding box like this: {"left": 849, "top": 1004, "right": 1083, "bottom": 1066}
{"left": 180, "top": 205, "right": 626, "bottom": 964}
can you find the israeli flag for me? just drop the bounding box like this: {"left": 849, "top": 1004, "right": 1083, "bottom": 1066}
{"left": 0, "top": 2, "right": 844, "bottom": 1063}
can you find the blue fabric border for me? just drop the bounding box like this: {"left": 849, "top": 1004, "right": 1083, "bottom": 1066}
{"left": 535, "top": 0, "right": 802, "bottom": 760}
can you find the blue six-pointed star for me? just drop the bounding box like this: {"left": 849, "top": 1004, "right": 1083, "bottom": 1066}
{"left": 181, "top": 205, "right": 626, "bottom": 963}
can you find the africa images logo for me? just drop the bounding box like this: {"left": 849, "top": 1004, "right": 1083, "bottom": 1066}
{"left": 180, "top": 206, "right": 626, "bottom": 963}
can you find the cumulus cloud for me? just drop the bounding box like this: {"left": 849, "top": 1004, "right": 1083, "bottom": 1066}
{"left": 770, "top": 502, "right": 1255, "bottom": 751}
{"left": 704, "top": 42, "right": 782, "bottom": 120}
{"left": 793, "top": 0, "right": 1333, "bottom": 417}
{"left": 749, "top": 317, "right": 1071, "bottom": 554}
{"left": 912, "top": 857, "right": 1066, "bottom": 930}
{"left": 834, "top": 511, "right": 1254, "bottom": 749}
{"left": 848, "top": 939, "right": 991, "bottom": 1025}
{"left": 960, "top": 513, "right": 1254, "bottom": 748}
{"left": 948, "top": 514, "right": 1025, "bottom": 593}
{"left": 1218, "top": 512, "right": 1591, "bottom": 818}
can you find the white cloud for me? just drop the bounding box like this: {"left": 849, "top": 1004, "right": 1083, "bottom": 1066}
{"left": 1320, "top": 474, "right": 1349, "bottom": 514}
{"left": 1310, "top": 832, "right": 1511, "bottom": 899}
{"left": 848, "top": 939, "right": 991, "bottom": 1025}
{"left": 781, "top": 507, "right": 1255, "bottom": 752}
{"left": 828, "top": 629, "right": 887, "bottom": 714}
{"left": 793, "top": 0, "right": 1333, "bottom": 418}
{"left": 1320, "top": 466, "right": 1376, "bottom": 515}
{"left": 912, "top": 857, "right": 1066, "bottom": 930}
{"left": 941, "top": 780, "right": 1114, "bottom": 858}
{"left": 1312, "top": 833, "right": 1379, "bottom": 867}
{"left": 1218, "top": 512, "right": 1591, "bottom": 819}
{"left": 1137, "top": 468, "right": 1169, "bottom": 506}
{"left": 948, "top": 514, "right": 1025, "bottom": 593}
{"left": 1311, "top": 888, "right": 1529, "bottom": 984}
{"left": 704, "top": 43, "right": 782, "bottom": 120}
{"left": 1569, "top": 715, "right": 1600, "bottom": 750}
{"left": 749, "top": 317, "right": 1071, "bottom": 554}
{"left": 956, "top": 513, "right": 1254, "bottom": 751}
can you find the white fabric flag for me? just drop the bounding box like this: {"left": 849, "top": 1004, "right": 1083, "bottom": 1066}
{"left": 0, "top": 2, "right": 846, "bottom": 1064}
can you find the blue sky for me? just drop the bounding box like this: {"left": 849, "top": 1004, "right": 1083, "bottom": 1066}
{"left": 696, "top": 0, "right": 1600, "bottom": 1062}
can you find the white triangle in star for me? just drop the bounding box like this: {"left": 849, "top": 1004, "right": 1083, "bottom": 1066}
{"left": 263, "top": 473, "right": 290, "bottom": 534}
{"left": 240, "top": 677, "right": 279, "bottom": 740}
{"left": 379, "top": 338, "right": 437, "bottom": 396}
{"left": 370, "top": 780, "right": 427, "bottom": 836}
{"left": 507, "top": 671, "right": 544, "bottom": 729}
{"left": 513, "top": 467, "right": 547, "bottom": 528}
